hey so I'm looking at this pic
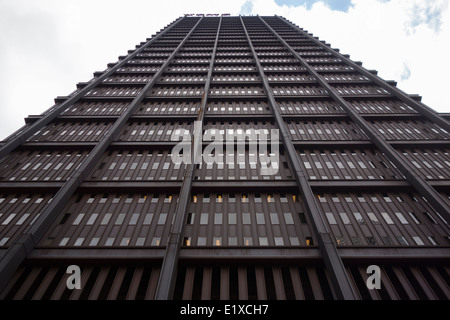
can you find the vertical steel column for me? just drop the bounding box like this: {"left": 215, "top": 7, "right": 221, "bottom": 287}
{"left": 239, "top": 16, "right": 358, "bottom": 300}
{"left": 275, "top": 15, "right": 450, "bottom": 132}
{"left": 154, "top": 16, "right": 223, "bottom": 300}
{"left": 259, "top": 15, "right": 450, "bottom": 223}
{"left": 0, "top": 16, "right": 204, "bottom": 295}
{"left": 0, "top": 16, "right": 185, "bottom": 161}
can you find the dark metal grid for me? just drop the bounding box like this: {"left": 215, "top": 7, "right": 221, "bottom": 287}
{"left": 155, "top": 16, "right": 223, "bottom": 300}
{"left": 258, "top": 15, "right": 450, "bottom": 224}
{"left": 0, "top": 15, "right": 203, "bottom": 295}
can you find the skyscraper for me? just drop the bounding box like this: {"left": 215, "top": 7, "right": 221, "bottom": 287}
{"left": 0, "top": 14, "right": 449, "bottom": 300}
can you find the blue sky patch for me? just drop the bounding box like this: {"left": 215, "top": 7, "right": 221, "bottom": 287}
{"left": 274, "top": 0, "right": 354, "bottom": 12}
{"left": 240, "top": 0, "right": 253, "bottom": 15}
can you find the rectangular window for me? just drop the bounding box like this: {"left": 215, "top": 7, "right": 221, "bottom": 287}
{"left": 197, "top": 237, "right": 207, "bottom": 246}
{"left": 143, "top": 213, "right": 153, "bottom": 225}
{"left": 115, "top": 213, "right": 126, "bottom": 225}
{"left": 395, "top": 212, "right": 409, "bottom": 224}
{"left": 381, "top": 212, "right": 394, "bottom": 224}
{"left": 325, "top": 212, "right": 337, "bottom": 224}
{"left": 242, "top": 213, "right": 251, "bottom": 224}
{"left": 270, "top": 213, "right": 279, "bottom": 224}
{"left": 86, "top": 213, "right": 98, "bottom": 225}
{"left": 284, "top": 213, "right": 294, "bottom": 225}
{"left": 413, "top": 236, "right": 425, "bottom": 246}
{"left": 101, "top": 213, "right": 112, "bottom": 225}
{"left": 353, "top": 212, "right": 365, "bottom": 224}
{"left": 214, "top": 237, "right": 222, "bottom": 246}
{"left": 366, "top": 236, "right": 377, "bottom": 245}
{"left": 129, "top": 213, "right": 140, "bottom": 225}
{"left": 228, "top": 213, "right": 237, "bottom": 224}
{"left": 151, "top": 237, "right": 161, "bottom": 246}
{"left": 186, "top": 213, "right": 195, "bottom": 224}
{"left": 367, "top": 212, "right": 380, "bottom": 224}
{"left": 157, "top": 213, "right": 167, "bottom": 225}
{"left": 335, "top": 236, "right": 346, "bottom": 246}
{"left": 200, "top": 213, "right": 209, "bottom": 225}
{"left": 256, "top": 213, "right": 265, "bottom": 224}
{"left": 72, "top": 213, "right": 85, "bottom": 225}
{"left": 259, "top": 237, "right": 268, "bottom": 246}
{"left": 228, "top": 237, "right": 238, "bottom": 246}
{"left": 214, "top": 213, "right": 222, "bottom": 224}
{"left": 397, "top": 236, "right": 409, "bottom": 245}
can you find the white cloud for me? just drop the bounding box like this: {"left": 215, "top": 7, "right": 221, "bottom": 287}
{"left": 0, "top": 0, "right": 448, "bottom": 140}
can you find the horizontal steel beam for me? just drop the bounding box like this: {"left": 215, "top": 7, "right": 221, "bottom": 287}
{"left": 23, "top": 246, "right": 450, "bottom": 262}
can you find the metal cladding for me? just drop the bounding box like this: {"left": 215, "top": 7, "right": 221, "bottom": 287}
{"left": 0, "top": 15, "right": 449, "bottom": 300}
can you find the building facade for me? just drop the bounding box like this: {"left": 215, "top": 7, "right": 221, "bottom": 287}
{"left": 0, "top": 15, "right": 449, "bottom": 300}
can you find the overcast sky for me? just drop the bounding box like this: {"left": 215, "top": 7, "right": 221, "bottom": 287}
{"left": 0, "top": 0, "right": 449, "bottom": 140}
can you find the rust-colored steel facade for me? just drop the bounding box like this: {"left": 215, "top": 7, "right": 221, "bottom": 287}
{"left": 0, "top": 15, "right": 449, "bottom": 300}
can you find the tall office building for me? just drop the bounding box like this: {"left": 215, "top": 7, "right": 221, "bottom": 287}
{"left": 0, "top": 15, "right": 449, "bottom": 300}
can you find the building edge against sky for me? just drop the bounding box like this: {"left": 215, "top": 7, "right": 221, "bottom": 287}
{"left": 0, "top": 14, "right": 449, "bottom": 300}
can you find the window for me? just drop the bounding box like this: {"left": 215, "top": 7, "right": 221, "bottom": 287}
{"left": 413, "top": 236, "right": 424, "bottom": 246}
{"left": 381, "top": 212, "right": 394, "bottom": 224}
{"left": 151, "top": 237, "right": 161, "bottom": 246}
{"left": 86, "top": 213, "right": 98, "bottom": 225}
{"left": 129, "top": 213, "right": 140, "bottom": 225}
{"left": 289, "top": 237, "right": 300, "bottom": 246}
{"left": 157, "top": 213, "right": 167, "bottom": 225}
{"left": 214, "top": 237, "right": 222, "bottom": 246}
{"left": 397, "top": 236, "right": 409, "bottom": 245}
{"left": 73, "top": 213, "right": 85, "bottom": 225}
{"left": 197, "top": 237, "right": 207, "bottom": 246}
{"left": 136, "top": 237, "right": 146, "bottom": 246}
{"left": 270, "top": 213, "right": 279, "bottom": 224}
{"left": 59, "top": 238, "right": 70, "bottom": 246}
{"left": 2, "top": 214, "right": 16, "bottom": 225}
{"left": 214, "top": 213, "right": 222, "bottom": 224}
{"left": 200, "top": 213, "right": 209, "bottom": 225}
{"left": 274, "top": 237, "right": 284, "bottom": 246}
{"left": 336, "top": 236, "right": 346, "bottom": 246}
{"left": 115, "top": 213, "right": 126, "bottom": 225}
{"left": 353, "top": 212, "right": 365, "bottom": 224}
{"left": 89, "top": 238, "right": 100, "bottom": 246}
{"left": 256, "top": 213, "right": 265, "bottom": 224}
{"left": 120, "top": 237, "right": 130, "bottom": 246}
{"left": 228, "top": 237, "right": 238, "bottom": 246}
{"left": 305, "top": 237, "right": 314, "bottom": 246}
{"left": 225, "top": 213, "right": 236, "bottom": 225}
{"left": 366, "top": 236, "right": 377, "bottom": 245}
{"left": 325, "top": 212, "right": 337, "bottom": 224}
{"left": 0, "top": 237, "right": 9, "bottom": 247}
{"left": 259, "top": 237, "right": 268, "bottom": 246}
{"left": 284, "top": 213, "right": 294, "bottom": 225}
{"left": 242, "top": 213, "right": 251, "bottom": 224}
{"left": 362, "top": 212, "right": 377, "bottom": 225}
{"left": 351, "top": 236, "right": 362, "bottom": 245}
{"left": 182, "top": 237, "right": 191, "bottom": 246}
{"left": 394, "top": 212, "right": 409, "bottom": 224}
{"left": 101, "top": 213, "right": 112, "bottom": 225}
{"left": 143, "top": 214, "right": 153, "bottom": 225}
{"left": 186, "top": 213, "right": 195, "bottom": 224}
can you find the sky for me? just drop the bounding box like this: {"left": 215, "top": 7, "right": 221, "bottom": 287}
{"left": 0, "top": 0, "right": 449, "bottom": 140}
